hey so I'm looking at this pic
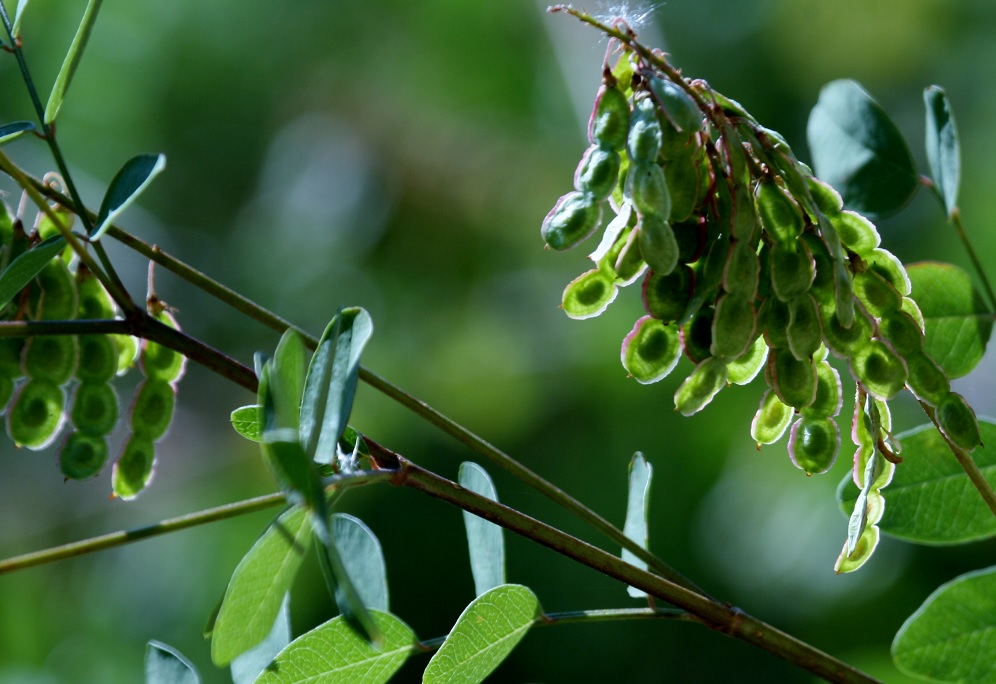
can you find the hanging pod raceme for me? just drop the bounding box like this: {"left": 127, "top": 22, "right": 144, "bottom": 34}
{"left": 540, "top": 36, "right": 980, "bottom": 488}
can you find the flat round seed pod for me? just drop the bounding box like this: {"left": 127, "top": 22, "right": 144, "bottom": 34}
{"left": 71, "top": 381, "right": 120, "bottom": 437}
{"left": 112, "top": 434, "right": 156, "bottom": 500}
{"left": 936, "top": 392, "right": 981, "bottom": 451}
{"left": 769, "top": 242, "right": 816, "bottom": 302}
{"left": 630, "top": 163, "right": 672, "bottom": 218}
{"left": 801, "top": 232, "right": 835, "bottom": 302}
{"left": 672, "top": 216, "right": 706, "bottom": 264}
{"left": 850, "top": 339, "right": 908, "bottom": 400}
{"left": 710, "top": 292, "right": 757, "bottom": 361}
{"left": 113, "top": 334, "right": 139, "bottom": 376}
{"left": 830, "top": 210, "right": 880, "bottom": 255}
{"left": 904, "top": 351, "right": 950, "bottom": 406}
{"left": 727, "top": 334, "right": 769, "bottom": 386}
{"left": 77, "top": 271, "right": 117, "bottom": 320}
{"left": 731, "top": 186, "right": 759, "bottom": 244}
{"left": 788, "top": 416, "right": 840, "bottom": 475}
{"left": 674, "top": 356, "right": 728, "bottom": 416}
{"left": 638, "top": 213, "right": 678, "bottom": 276}
{"left": 805, "top": 177, "right": 843, "bottom": 216}
{"left": 786, "top": 294, "right": 822, "bottom": 360}
{"left": 22, "top": 335, "right": 78, "bottom": 385}
{"left": 800, "top": 360, "right": 843, "bottom": 419}
{"left": 0, "top": 337, "right": 24, "bottom": 376}
{"left": 756, "top": 179, "right": 803, "bottom": 244}
{"left": 760, "top": 297, "right": 790, "bottom": 350}
{"left": 723, "top": 238, "right": 761, "bottom": 300}
{"left": 627, "top": 95, "right": 663, "bottom": 164}
{"left": 541, "top": 191, "right": 602, "bottom": 251}
{"left": 621, "top": 315, "right": 681, "bottom": 384}
{"left": 612, "top": 227, "right": 648, "bottom": 284}
{"left": 59, "top": 431, "right": 109, "bottom": 480}
{"left": 648, "top": 76, "right": 702, "bottom": 138}
{"left": 35, "top": 259, "right": 78, "bottom": 321}
{"left": 853, "top": 269, "right": 901, "bottom": 317}
{"left": 6, "top": 379, "right": 66, "bottom": 450}
{"left": 562, "top": 269, "right": 619, "bottom": 320}
{"left": 588, "top": 84, "right": 631, "bottom": 151}
{"left": 574, "top": 145, "right": 622, "bottom": 200}
{"left": 819, "top": 301, "right": 873, "bottom": 358}
{"left": 76, "top": 335, "right": 119, "bottom": 383}
{"left": 879, "top": 310, "right": 924, "bottom": 357}
{"left": 664, "top": 154, "right": 701, "bottom": 223}
{"left": 681, "top": 307, "right": 714, "bottom": 363}
{"left": 767, "top": 348, "right": 817, "bottom": 408}
{"left": 129, "top": 378, "right": 176, "bottom": 442}
{"left": 751, "top": 389, "right": 793, "bottom": 446}
{"left": 865, "top": 248, "right": 911, "bottom": 296}
{"left": 642, "top": 265, "right": 693, "bottom": 322}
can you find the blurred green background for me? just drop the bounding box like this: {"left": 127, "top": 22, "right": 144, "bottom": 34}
{"left": 1, "top": 1, "right": 995, "bottom": 682}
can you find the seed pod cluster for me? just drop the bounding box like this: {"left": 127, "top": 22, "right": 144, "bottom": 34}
{"left": 544, "top": 48, "right": 978, "bottom": 477}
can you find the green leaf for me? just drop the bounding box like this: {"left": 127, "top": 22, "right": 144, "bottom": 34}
{"left": 333, "top": 513, "right": 389, "bottom": 612}
{"left": 924, "top": 86, "right": 961, "bottom": 217}
{"left": 0, "top": 235, "right": 65, "bottom": 310}
{"left": 254, "top": 611, "right": 415, "bottom": 684}
{"left": 92, "top": 153, "right": 167, "bottom": 240}
{"left": 230, "top": 594, "right": 291, "bottom": 684}
{"left": 458, "top": 462, "right": 505, "bottom": 596}
{"left": 145, "top": 641, "right": 200, "bottom": 684}
{"left": 300, "top": 307, "right": 373, "bottom": 465}
{"left": 211, "top": 506, "right": 310, "bottom": 666}
{"left": 270, "top": 330, "right": 306, "bottom": 433}
{"left": 908, "top": 262, "right": 992, "bottom": 379}
{"left": 12, "top": 0, "right": 31, "bottom": 37}
{"left": 838, "top": 420, "right": 996, "bottom": 544}
{"left": 423, "top": 584, "right": 541, "bottom": 684}
{"left": 622, "top": 452, "right": 652, "bottom": 599}
{"left": 893, "top": 566, "right": 996, "bottom": 683}
{"left": 0, "top": 121, "right": 36, "bottom": 145}
{"left": 231, "top": 404, "right": 262, "bottom": 442}
{"left": 807, "top": 79, "right": 918, "bottom": 218}
{"left": 43, "top": 0, "right": 104, "bottom": 124}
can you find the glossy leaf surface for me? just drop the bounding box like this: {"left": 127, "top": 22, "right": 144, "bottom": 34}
{"left": 230, "top": 404, "right": 262, "bottom": 442}
{"left": 93, "top": 153, "right": 167, "bottom": 239}
{"left": 459, "top": 462, "right": 505, "bottom": 597}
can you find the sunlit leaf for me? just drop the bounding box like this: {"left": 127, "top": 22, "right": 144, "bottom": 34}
{"left": 12, "top": 0, "right": 31, "bottom": 37}
{"left": 333, "top": 513, "right": 389, "bottom": 612}
{"left": 893, "top": 566, "right": 996, "bottom": 684}
{"left": 924, "top": 86, "right": 961, "bottom": 217}
{"left": 458, "top": 462, "right": 504, "bottom": 596}
{"left": 269, "top": 330, "right": 306, "bottom": 433}
{"left": 300, "top": 307, "right": 373, "bottom": 465}
{"left": 146, "top": 641, "right": 200, "bottom": 684}
{"left": 43, "top": 0, "right": 104, "bottom": 124}
{"left": 838, "top": 420, "right": 996, "bottom": 544}
{"left": 0, "top": 235, "right": 65, "bottom": 310}
{"left": 0, "top": 121, "right": 35, "bottom": 145}
{"left": 230, "top": 404, "right": 262, "bottom": 442}
{"left": 622, "top": 452, "right": 652, "bottom": 598}
{"left": 230, "top": 594, "right": 291, "bottom": 684}
{"left": 423, "top": 585, "right": 541, "bottom": 684}
{"left": 92, "top": 153, "right": 167, "bottom": 240}
{"left": 211, "top": 506, "right": 309, "bottom": 666}
{"left": 807, "top": 79, "right": 918, "bottom": 218}
{"left": 908, "top": 262, "right": 992, "bottom": 379}
{"left": 254, "top": 611, "right": 414, "bottom": 684}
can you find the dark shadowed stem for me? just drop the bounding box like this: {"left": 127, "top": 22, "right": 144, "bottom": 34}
{"left": 949, "top": 208, "right": 996, "bottom": 313}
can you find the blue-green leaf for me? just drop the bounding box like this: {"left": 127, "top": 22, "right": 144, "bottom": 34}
{"left": 230, "top": 404, "right": 262, "bottom": 442}
{"left": 43, "top": 0, "right": 104, "bottom": 124}
{"left": 924, "top": 86, "right": 961, "bottom": 217}
{"left": 0, "top": 235, "right": 65, "bottom": 310}
{"left": 12, "top": 0, "right": 31, "bottom": 37}
{"left": 300, "top": 307, "right": 373, "bottom": 465}
{"left": 230, "top": 594, "right": 291, "bottom": 684}
{"left": 270, "top": 330, "right": 306, "bottom": 433}
{"left": 145, "top": 641, "right": 200, "bottom": 684}
{"left": 333, "top": 513, "right": 389, "bottom": 612}
{"left": 0, "top": 121, "right": 35, "bottom": 145}
{"left": 92, "top": 153, "right": 167, "bottom": 240}
{"left": 807, "top": 79, "right": 918, "bottom": 218}
{"left": 622, "top": 452, "right": 653, "bottom": 598}
{"left": 893, "top": 566, "right": 996, "bottom": 683}
{"left": 211, "top": 506, "right": 309, "bottom": 666}
{"left": 423, "top": 585, "right": 541, "bottom": 684}
{"left": 254, "top": 611, "right": 415, "bottom": 684}
{"left": 458, "top": 462, "right": 505, "bottom": 596}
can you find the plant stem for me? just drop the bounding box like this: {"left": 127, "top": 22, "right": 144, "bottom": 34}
{"left": 383, "top": 450, "right": 881, "bottom": 684}
{"left": 919, "top": 400, "right": 996, "bottom": 518}
{"left": 949, "top": 208, "right": 996, "bottom": 313}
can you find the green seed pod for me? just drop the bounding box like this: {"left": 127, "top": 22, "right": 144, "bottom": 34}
{"left": 627, "top": 95, "right": 663, "bottom": 164}
{"left": 541, "top": 191, "right": 603, "bottom": 251}
{"left": 830, "top": 210, "right": 880, "bottom": 255}
{"left": 760, "top": 297, "right": 790, "bottom": 350}
{"left": 936, "top": 391, "right": 981, "bottom": 451}
{"left": 574, "top": 145, "right": 622, "bottom": 200}
{"left": 588, "top": 84, "right": 631, "bottom": 151}
{"left": 835, "top": 524, "right": 880, "bottom": 574}
{"left": 674, "top": 356, "right": 728, "bottom": 416}
{"left": 801, "top": 360, "right": 843, "bottom": 419}
{"left": 681, "top": 307, "right": 714, "bottom": 363}
{"left": 71, "top": 381, "right": 119, "bottom": 437}
{"left": 630, "top": 163, "right": 672, "bottom": 218}
{"left": 35, "top": 259, "right": 78, "bottom": 321}
{"left": 819, "top": 300, "right": 873, "bottom": 358}
{"left": 113, "top": 334, "right": 139, "bottom": 376}
{"left": 767, "top": 348, "right": 817, "bottom": 408}
{"left": 22, "top": 335, "right": 78, "bottom": 385}
{"left": 769, "top": 242, "right": 816, "bottom": 302}
{"left": 731, "top": 186, "right": 759, "bottom": 244}
{"left": 853, "top": 269, "right": 901, "bottom": 317}
{"left": 664, "top": 154, "right": 700, "bottom": 223}
{"left": 129, "top": 378, "right": 176, "bottom": 442}
{"left": 850, "top": 339, "right": 908, "bottom": 400}
{"left": 865, "top": 248, "right": 911, "bottom": 297}
{"left": 805, "top": 177, "right": 843, "bottom": 216}
{"left": 638, "top": 213, "right": 678, "bottom": 276}
{"left": 722, "top": 239, "right": 760, "bottom": 299}
{"left": 642, "top": 265, "right": 693, "bottom": 322}
{"left": 710, "top": 292, "right": 756, "bottom": 360}
{"left": 77, "top": 270, "right": 117, "bottom": 320}
{"left": 6, "top": 379, "right": 66, "bottom": 450}
{"left": 0, "top": 337, "right": 24, "bottom": 376}
{"left": 612, "top": 227, "right": 648, "bottom": 284}
{"left": 672, "top": 216, "right": 705, "bottom": 264}
{"left": 879, "top": 310, "right": 924, "bottom": 357}
{"left": 648, "top": 76, "right": 701, "bottom": 138}
{"left": 59, "top": 431, "right": 109, "bottom": 480}
{"left": 900, "top": 296, "right": 925, "bottom": 330}
{"left": 788, "top": 416, "right": 840, "bottom": 475}
{"left": 905, "top": 351, "right": 950, "bottom": 406}
{"left": 76, "top": 335, "right": 119, "bottom": 383}
{"left": 143, "top": 311, "right": 188, "bottom": 384}
{"left": 621, "top": 315, "right": 681, "bottom": 384}
{"left": 756, "top": 179, "right": 803, "bottom": 244}
{"left": 112, "top": 434, "right": 156, "bottom": 500}
{"left": 801, "top": 233, "right": 835, "bottom": 303}
{"left": 786, "top": 294, "right": 822, "bottom": 360}
{"left": 727, "top": 334, "right": 769, "bottom": 386}
{"left": 33, "top": 203, "right": 75, "bottom": 241}
{"left": 751, "top": 389, "right": 793, "bottom": 446}
{"left": 562, "top": 268, "right": 619, "bottom": 320}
